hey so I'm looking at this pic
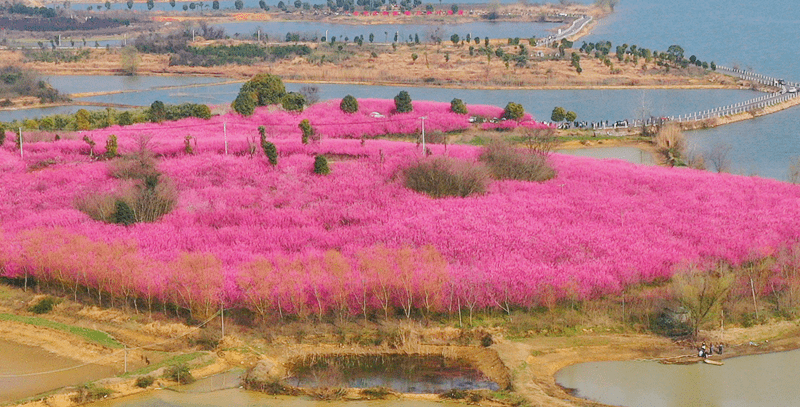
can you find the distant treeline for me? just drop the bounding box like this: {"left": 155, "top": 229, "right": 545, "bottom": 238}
{"left": 0, "top": 2, "right": 56, "bottom": 18}
{"left": 136, "top": 31, "right": 312, "bottom": 67}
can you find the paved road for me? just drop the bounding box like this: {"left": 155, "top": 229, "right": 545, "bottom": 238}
{"left": 540, "top": 14, "right": 593, "bottom": 46}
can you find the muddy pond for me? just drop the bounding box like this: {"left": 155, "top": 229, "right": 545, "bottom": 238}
{"left": 286, "top": 354, "right": 499, "bottom": 393}
{"left": 555, "top": 348, "right": 800, "bottom": 407}
{"left": 0, "top": 339, "right": 117, "bottom": 403}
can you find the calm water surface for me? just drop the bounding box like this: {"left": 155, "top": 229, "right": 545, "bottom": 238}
{"left": 555, "top": 349, "right": 800, "bottom": 407}
{"left": 557, "top": 146, "right": 654, "bottom": 165}
{"left": 0, "top": 340, "right": 117, "bottom": 403}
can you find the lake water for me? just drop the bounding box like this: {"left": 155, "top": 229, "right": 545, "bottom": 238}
{"left": 555, "top": 349, "right": 800, "bottom": 407}
{"left": 0, "top": 340, "right": 117, "bottom": 403}
{"left": 18, "top": 0, "right": 800, "bottom": 179}
{"left": 8, "top": 76, "right": 756, "bottom": 122}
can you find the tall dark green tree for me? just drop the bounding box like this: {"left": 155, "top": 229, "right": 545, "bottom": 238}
{"left": 394, "top": 90, "right": 413, "bottom": 113}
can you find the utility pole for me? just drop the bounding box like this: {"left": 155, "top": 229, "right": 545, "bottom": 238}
{"left": 420, "top": 117, "right": 427, "bottom": 156}
{"left": 220, "top": 304, "right": 225, "bottom": 339}
{"left": 223, "top": 121, "right": 228, "bottom": 155}
{"left": 18, "top": 127, "right": 23, "bottom": 159}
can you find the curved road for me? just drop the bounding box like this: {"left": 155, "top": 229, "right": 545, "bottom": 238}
{"left": 541, "top": 14, "right": 593, "bottom": 46}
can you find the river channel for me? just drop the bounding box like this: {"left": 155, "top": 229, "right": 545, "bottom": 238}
{"left": 555, "top": 348, "right": 800, "bottom": 407}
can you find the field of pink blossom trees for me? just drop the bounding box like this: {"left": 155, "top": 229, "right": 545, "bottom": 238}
{"left": 2, "top": 99, "right": 800, "bottom": 322}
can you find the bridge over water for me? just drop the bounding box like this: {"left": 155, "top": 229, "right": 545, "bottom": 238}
{"left": 576, "top": 65, "right": 800, "bottom": 130}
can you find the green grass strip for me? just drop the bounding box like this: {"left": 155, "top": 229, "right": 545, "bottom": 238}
{"left": 0, "top": 313, "right": 123, "bottom": 349}
{"left": 122, "top": 351, "right": 205, "bottom": 377}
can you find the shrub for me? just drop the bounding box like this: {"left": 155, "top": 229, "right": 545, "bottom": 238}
{"left": 28, "top": 296, "right": 58, "bottom": 314}
{"left": 479, "top": 141, "right": 556, "bottom": 182}
{"left": 112, "top": 200, "right": 136, "bottom": 226}
{"left": 403, "top": 157, "right": 489, "bottom": 198}
{"left": 0, "top": 125, "right": 5, "bottom": 147}
{"left": 340, "top": 95, "right": 359, "bottom": 113}
{"left": 240, "top": 73, "right": 286, "bottom": 106}
{"left": 361, "top": 387, "right": 394, "bottom": 399}
{"left": 281, "top": 92, "right": 306, "bottom": 112}
{"left": 450, "top": 98, "right": 467, "bottom": 114}
{"left": 502, "top": 102, "right": 524, "bottom": 121}
{"left": 243, "top": 376, "right": 298, "bottom": 395}
{"left": 135, "top": 375, "right": 155, "bottom": 388}
{"left": 394, "top": 90, "right": 413, "bottom": 113}
{"left": 163, "top": 363, "right": 194, "bottom": 384}
{"left": 313, "top": 155, "right": 330, "bottom": 175}
{"left": 70, "top": 385, "right": 113, "bottom": 403}
{"left": 233, "top": 92, "right": 256, "bottom": 116}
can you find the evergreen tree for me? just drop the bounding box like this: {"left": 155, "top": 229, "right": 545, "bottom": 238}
{"left": 450, "top": 98, "right": 467, "bottom": 114}
{"left": 313, "top": 154, "right": 330, "bottom": 175}
{"left": 394, "top": 90, "right": 413, "bottom": 113}
{"left": 502, "top": 102, "right": 524, "bottom": 120}
{"left": 299, "top": 119, "right": 313, "bottom": 144}
{"left": 340, "top": 95, "right": 359, "bottom": 113}
{"left": 264, "top": 141, "right": 278, "bottom": 166}
{"left": 104, "top": 134, "right": 118, "bottom": 159}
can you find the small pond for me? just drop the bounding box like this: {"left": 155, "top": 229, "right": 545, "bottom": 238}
{"left": 0, "top": 339, "right": 118, "bottom": 403}
{"left": 556, "top": 146, "right": 655, "bottom": 165}
{"left": 555, "top": 348, "right": 800, "bottom": 407}
{"left": 287, "top": 354, "right": 499, "bottom": 393}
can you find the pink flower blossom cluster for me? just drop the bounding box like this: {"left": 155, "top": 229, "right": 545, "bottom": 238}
{"left": 1, "top": 102, "right": 799, "bottom": 317}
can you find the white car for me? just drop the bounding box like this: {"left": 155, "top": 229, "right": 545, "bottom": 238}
{"left": 370, "top": 112, "right": 385, "bottom": 118}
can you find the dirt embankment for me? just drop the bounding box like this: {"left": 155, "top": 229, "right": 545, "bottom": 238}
{"left": 4, "top": 283, "right": 800, "bottom": 407}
